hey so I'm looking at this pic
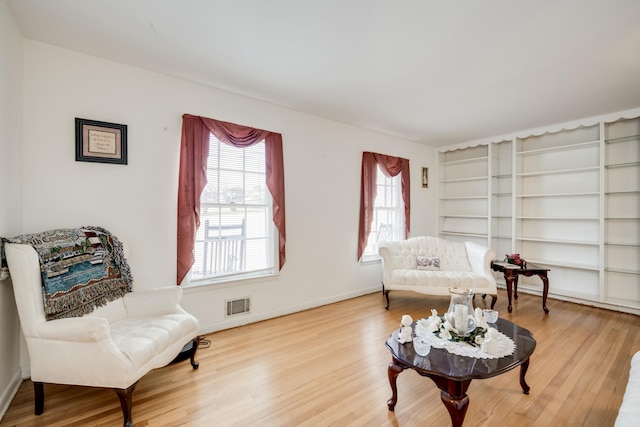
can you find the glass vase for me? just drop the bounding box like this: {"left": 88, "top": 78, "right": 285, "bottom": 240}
{"left": 446, "top": 288, "right": 476, "bottom": 336}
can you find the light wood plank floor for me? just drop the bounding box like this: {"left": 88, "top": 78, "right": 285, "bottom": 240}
{"left": 2, "top": 289, "right": 639, "bottom": 426}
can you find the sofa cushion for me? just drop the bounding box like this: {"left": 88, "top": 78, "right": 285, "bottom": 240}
{"left": 87, "top": 298, "right": 128, "bottom": 322}
{"left": 390, "top": 269, "right": 491, "bottom": 289}
{"left": 110, "top": 314, "right": 198, "bottom": 367}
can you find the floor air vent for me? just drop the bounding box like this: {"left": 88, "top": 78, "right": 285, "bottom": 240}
{"left": 226, "top": 297, "right": 251, "bottom": 316}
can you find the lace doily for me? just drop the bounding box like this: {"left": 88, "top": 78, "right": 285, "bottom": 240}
{"left": 413, "top": 318, "right": 516, "bottom": 359}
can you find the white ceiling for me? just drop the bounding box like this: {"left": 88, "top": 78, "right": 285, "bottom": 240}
{"left": 6, "top": 0, "right": 640, "bottom": 147}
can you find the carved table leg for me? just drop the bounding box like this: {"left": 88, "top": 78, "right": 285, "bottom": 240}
{"left": 519, "top": 358, "right": 531, "bottom": 394}
{"left": 505, "top": 274, "right": 515, "bottom": 313}
{"left": 440, "top": 390, "right": 470, "bottom": 427}
{"left": 387, "top": 360, "right": 404, "bottom": 411}
{"left": 541, "top": 275, "right": 550, "bottom": 314}
{"left": 429, "top": 376, "right": 472, "bottom": 427}
{"left": 513, "top": 275, "right": 519, "bottom": 300}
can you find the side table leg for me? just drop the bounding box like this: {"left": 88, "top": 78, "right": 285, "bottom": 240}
{"left": 519, "top": 358, "right": 531, "bottom": 394}
{"left": 513, "top": 275, "right": 519, "bottom": 300}
{"left": 387, "top": 360, "right": 404, "bottom": 411}
{"left": 541, "top": 275, "right": 550, "bottom": 314}
{"left": 505, "top": 275, "right": 514, "bottom": 313}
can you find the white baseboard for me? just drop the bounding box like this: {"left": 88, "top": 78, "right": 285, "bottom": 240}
{"left": 0, "top": 368, "right": 24, "bottom": 421}
{"left": 496, "top": 284, "right": 640, "bottom": 316}
{"left": 198, "top": 286, "right": 380, "bottom": 334}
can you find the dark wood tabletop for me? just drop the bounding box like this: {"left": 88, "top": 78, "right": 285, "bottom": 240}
{"left": 385, "top": 318, "right": 536, "bottom": 426}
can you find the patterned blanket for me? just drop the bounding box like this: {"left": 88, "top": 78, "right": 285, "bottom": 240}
{"left": 1, "top": 226, "right": 132, "bottom": 320}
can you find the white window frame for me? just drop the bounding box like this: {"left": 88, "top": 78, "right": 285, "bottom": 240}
{"left": 187, "top": 135, "right": 277, "bottom": 286}
{"left": 361, "top": 167, "right": 404, "bottom": 261}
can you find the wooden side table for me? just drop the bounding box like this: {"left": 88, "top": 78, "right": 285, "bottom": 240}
{"left": 491, "top": 261, "right": 550, "bottom": 314}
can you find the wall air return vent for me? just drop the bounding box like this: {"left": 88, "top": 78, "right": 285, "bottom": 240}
{"left": 226, "top": 297, "right": 251, "bottom": 316}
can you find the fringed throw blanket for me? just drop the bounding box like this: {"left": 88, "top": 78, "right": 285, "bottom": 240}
{"left": 1, "top": 226, "right": 132, "bottom": 320}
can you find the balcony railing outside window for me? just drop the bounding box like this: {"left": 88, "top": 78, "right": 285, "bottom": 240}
{"left": 197, "top": 219, "right": 246, "bottom": 276}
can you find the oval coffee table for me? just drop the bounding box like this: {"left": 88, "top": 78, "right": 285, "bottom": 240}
{"left": 385, "top": 318, "right": 536, "bottom": 427}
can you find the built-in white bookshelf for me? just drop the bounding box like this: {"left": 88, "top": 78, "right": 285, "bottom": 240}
{"left": 490, "top": 139, "right": 513, "bottom": 263}
{"left": 515, "top": 125, "right": 601, "bottom": 301}
{"left": 439, "top": 145, "right": 489, "bottom": 246}
{"left": 603, "top": 117, "right": 640, "bottom": 308}
{"left": 438, "top": 110, "right": 640, "bottom": 314}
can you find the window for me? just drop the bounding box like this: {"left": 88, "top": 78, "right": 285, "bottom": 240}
{"left": 357, "top": 151, "right": 410, "bottom": 261}
{"left": 177, "top": 114, "right": 285, "bottom": 286}
{"left": 362, "top": 167, "right": 404, "bottom": 257}
{"left": 191, "top": 135, "right": 275, "bottom": 281}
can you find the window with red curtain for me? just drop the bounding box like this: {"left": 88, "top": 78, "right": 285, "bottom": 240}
{"left": 357, "top": 152, "right": 410, "bottom": 260}
{"left": 177, "top": 114, "right": 286, "bottom": 285}
{"left": 361, "top": 168, "right": 404, "bottom": 257}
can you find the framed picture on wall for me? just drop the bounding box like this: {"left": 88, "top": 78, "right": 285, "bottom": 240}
{"left": 75, "top": 118, "right": 128, "bottom": 165}
{"left": 421, "top": 167, "right": 429, "bottom": 188}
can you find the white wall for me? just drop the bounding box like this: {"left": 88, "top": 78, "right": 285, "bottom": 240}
{"left": 20, "top": 40, "right": 439, "bottom": 334}
{"left": 0, "top": 0, "right": 23, "bottom": 418}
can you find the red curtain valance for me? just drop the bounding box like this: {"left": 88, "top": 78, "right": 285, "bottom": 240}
{"left": 357, "top": 151, "right": 410, "bottom": 260}
{"left": 177, "top": 114, "right": 286, "bottom": 285}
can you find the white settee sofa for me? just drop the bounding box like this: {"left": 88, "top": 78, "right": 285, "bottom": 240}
{"left": 615, "top": 351, "right": 640, "bottom": 426}
{"left": 378, "top": 236, "right": 497, "bottom": 309}
{"left": 4, "top": 242, "right": 200, "bottom": 427}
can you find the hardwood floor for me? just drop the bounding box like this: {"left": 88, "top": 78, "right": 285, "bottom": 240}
{"left": 2, "top": 289, "right": 639, "bottom": 426}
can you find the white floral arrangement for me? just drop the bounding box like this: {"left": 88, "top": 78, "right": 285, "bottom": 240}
{"left": 415, "top": 308, "right": 516, "bottom": 358}
{"left": 424, "top": 308, "right": 491, "bottom": 347}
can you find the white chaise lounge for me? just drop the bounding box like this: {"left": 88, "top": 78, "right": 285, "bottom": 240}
{"left": 4, "top": 237, "right": 200, "bottom": 427}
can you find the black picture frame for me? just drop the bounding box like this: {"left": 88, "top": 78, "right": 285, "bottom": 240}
{"left": 75, "top": 118, "right": 127, "bottom": 165}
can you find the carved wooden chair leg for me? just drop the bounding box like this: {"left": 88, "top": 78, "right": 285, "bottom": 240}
{"left": 33, "top": 381, "right": 44, "bottom": 415}
{"left": 383, "top": 286, "right": 390, "bottom": 310}
{"left": 481, "top": 294, "right": 498, "bottom": 309}
{"left": 114, "top": 381, "right": 138, "bottom": 427}
{"left": 190, "top": 336, "right": 200, "bottom": 369}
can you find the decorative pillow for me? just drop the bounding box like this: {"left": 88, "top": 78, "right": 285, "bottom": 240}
{"left": 417, "top": 256, "right": 440, "bottom": 271}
